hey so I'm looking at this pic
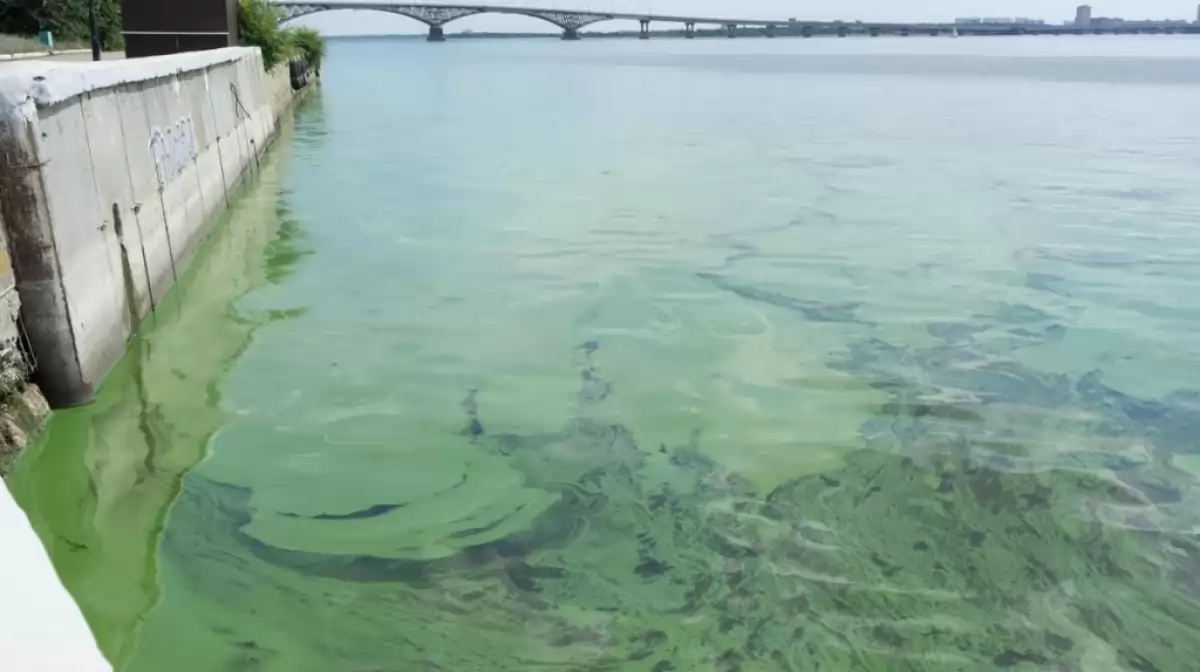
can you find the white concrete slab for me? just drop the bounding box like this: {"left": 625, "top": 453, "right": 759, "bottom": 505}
{"left": 0, "top": 484, "right": 110, "bottom": 672}
{"left": 0, "top": 48, "right": 258, "bottom": 108}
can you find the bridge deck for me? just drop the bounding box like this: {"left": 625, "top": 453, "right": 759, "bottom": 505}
{"left": 274, "top": 1, "right": 1198, "bottom": 32}
{"left": 275, "top": 2, "right": 954, "bottom": 27}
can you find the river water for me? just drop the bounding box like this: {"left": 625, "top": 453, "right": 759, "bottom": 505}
{"left": 8, "top": 35, "right": 1200, "bottom": 671}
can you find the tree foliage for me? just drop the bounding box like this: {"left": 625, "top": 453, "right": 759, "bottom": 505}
{"left": 0, "top": 0, "right": 123, "bottom": 50}
{"left": 239, "top": 0, "right": 291, "bottom": 69}
{"left": 0, "top": 0, "right": 325, "bottom": 71}
{"left": 238, "top": 0, "right": 326, "bottom": 72}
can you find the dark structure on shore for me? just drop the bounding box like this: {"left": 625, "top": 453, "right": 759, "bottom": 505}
{"left": 121, "top": 0, "right": 240, "bottom": 57}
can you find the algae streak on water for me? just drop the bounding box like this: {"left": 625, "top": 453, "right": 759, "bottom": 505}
{"left": 3, "top": 113, "right": 311, "bottom": 669}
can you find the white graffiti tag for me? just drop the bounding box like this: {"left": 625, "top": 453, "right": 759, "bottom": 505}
{"left": 148, "top": 117, "right": 198, "bottom": 187}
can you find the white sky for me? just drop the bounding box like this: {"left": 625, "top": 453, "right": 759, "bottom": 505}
{"left": 289, "top": 1, "right": 1200, "bottom": 35}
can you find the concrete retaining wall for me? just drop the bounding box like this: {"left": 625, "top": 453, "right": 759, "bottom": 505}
{"left": 0, "top": 48, "right": 285, "bottom": 406}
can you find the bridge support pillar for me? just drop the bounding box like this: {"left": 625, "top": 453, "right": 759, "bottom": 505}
{"left": 639, "top": 19, "right": 650, "bottom": 39}
{"left": 427, "top": 25, "right": 446, "bottom": 42}
{"left": 802, "top": 25, "right": 813, "bottom": 38}
{"left": 837, "top": 25, "right": 848, "bottom": 37}
{"left": 685, "top": 22, "right": 695, "bottom": 38}
{"left": 726, "top": 23, "right": 737, "bottom": 38}
{"left": 562, "top": 27, "right": 581, "bottom": 40}
{"left": 869, "top": 26, "right": 880, "bottom": 37}
{"left": 765, "top": 24, "right": 776, "bottom": 38}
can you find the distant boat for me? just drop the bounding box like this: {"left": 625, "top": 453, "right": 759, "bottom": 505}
{"left": 951, "top": 27, "right": 960, "bottom": 37}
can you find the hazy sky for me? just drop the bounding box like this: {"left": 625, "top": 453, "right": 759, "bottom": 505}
{"left": 291, "top": 1, "right": 1200, "bottom": 35}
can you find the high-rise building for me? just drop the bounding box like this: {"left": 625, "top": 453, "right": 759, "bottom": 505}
{"left": 1075, "top": 4, "right": 1093, "bottom": 27}
{"left": 1195, "top": 3, "right": 1200, "bottom": 23}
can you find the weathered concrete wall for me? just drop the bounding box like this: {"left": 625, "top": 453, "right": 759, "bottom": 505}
{"left": 268, "top": 60, "right": 298, "bottom": 118}
{"left": 0, "top": 223, "right": 24, "bottom": 387}
{"left": 0, "top": 48, "right": 285, "bottom": 407}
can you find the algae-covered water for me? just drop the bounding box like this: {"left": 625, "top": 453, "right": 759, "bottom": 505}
{"left": 8, "top": 37, "right": 1200, "bottom": 671}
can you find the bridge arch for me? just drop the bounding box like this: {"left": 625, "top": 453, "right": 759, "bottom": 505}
{"left": 276, "top": 4, "right": 618, "bottom": 39}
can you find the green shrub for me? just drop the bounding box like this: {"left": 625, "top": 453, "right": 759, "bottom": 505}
{"left": 0, "top": 34, "right": 86, "bottom": 55}
{"left": 238, "top": 0, "right": 326, "bottom": 72}
{"left": 239, "top": 0, "right": 292, "bottom": 69}
{"left": 0, "top": 0, "right": 123, "bottom": 50}
{"left": 291, "top": 27, "right": 326, "bottom": 72}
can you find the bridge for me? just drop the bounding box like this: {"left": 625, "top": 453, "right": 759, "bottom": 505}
{"left": 273, "top": 2, "right": 1200, "bottom": 41}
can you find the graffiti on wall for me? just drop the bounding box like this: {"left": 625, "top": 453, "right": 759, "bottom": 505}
{"left": 149, "top": 117, "right": 198, "bottom": 187}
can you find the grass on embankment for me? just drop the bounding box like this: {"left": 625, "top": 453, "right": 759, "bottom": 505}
{"left": 0, "top": 34, "right": 88, "bottom": 55}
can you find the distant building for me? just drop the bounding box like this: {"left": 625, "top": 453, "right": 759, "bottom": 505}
{"left": 1196, "top": 3, "right": 1200, "bottom": 23}
{"left": 1091, "top": 16, "right": 1189, "bottom": 27}
{"left": 954, "top": 17, "right": 1045, "bottom": 25}
{"left": 1075, "top": 4, "right": 1093, "bottom": 27}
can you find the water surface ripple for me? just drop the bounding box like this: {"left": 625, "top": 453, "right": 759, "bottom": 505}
{"left": 8, "top": 36, "right": 1200, "bottom": 671}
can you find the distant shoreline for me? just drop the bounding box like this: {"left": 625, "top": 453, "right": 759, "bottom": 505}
{"left": 325, "top": 28, "right": 1200, "bottom": 41}
{"left": 324, "top": 30, "right": 782, "bottom": 40}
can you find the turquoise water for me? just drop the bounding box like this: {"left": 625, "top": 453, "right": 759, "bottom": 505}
{"left": 9, "top": 36, "right": 1200, "bottom": 670}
